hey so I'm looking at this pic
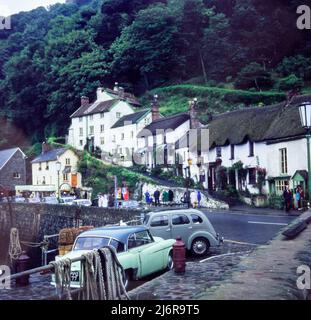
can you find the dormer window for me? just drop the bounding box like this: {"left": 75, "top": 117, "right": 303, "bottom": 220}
{"left": 249, "top": 141, "right": 254, "bottom": 157}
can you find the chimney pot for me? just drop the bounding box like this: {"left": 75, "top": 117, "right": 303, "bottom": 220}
{"left": 151, "top": 95, "right": 160, "bottom": 122}
{"left": 42, "top": 142, "right": 53, "bottom": 154}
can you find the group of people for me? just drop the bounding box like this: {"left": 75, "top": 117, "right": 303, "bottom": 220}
{"left": 144, "top": 189, "right": 175, "bottom": 207}
{"left": 144, "top": 189, "right": 202, "bottom": 208}
{"left": 283, "top": 185, "right": 304, "bottom": 212}
{"left": 98, "top": 193, "right": 115, "bottom": 208}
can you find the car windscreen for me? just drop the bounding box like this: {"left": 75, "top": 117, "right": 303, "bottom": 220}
{"left": 73, "top": 237, "right": 124, "bottom": 252}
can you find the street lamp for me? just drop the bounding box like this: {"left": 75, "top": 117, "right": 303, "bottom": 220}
{"left": 298, "top": 102, "right": 311, "bottom": 199}
{"left": 56, "top": 161, "right": 61, "bottom": 201}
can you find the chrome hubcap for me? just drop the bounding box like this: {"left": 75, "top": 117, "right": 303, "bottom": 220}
{"left": 193, "top": 241, "right": 207, "bottom": 255}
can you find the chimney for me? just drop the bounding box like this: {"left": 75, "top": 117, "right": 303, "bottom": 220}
{"left": 189, "top": 98, "right": 200, "bottom": 129}
{"left": 96, "top": 87, "right": 104, "bottom": 101}
{"left": 42, "top": 142, "right": 53, "bottom": 154}
{"left": 114, "top": 82, "right": 119, "bottom": 92}
{"left": 118, "top": 87, "right": 125, "bottom": 100}
{"left": 151, "top": 95, "right": 160, "bottom": 122}
{"left": 81, "top": 96, "right": 89, "bottom": 107}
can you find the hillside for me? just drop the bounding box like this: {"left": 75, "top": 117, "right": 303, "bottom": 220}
{"left": 0, "top": 0, "right": 309, "bottom": 147}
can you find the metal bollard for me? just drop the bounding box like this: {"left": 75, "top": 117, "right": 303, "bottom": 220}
{"left": 15, "top": 251, "right": 30, "bottom": 286}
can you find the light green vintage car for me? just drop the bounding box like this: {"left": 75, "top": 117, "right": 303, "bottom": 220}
{"left": 53, "top": 226, "right": 175, "bottom": 288}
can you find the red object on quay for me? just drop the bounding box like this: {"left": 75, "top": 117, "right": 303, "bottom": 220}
{"left": 15, "top": 251, "right": 30, "bottom": 286}
{"left": 173, "top": 237, "right": 186, "bottom": 274}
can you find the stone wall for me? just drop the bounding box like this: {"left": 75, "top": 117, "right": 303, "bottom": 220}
{"left": 142, "top": 183, "right": 229, "bottom": 210}
{"left": 0, "top": 203, "right": 140, "bottom": 264}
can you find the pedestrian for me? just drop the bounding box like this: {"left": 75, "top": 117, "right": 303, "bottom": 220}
{"left": 162, "top": 190, "right": 169, "bottom": 205}
{"left": 102, "top": 194, "right": 108, "bottom": 208}
{"left": 168, "top": 189, "right": 174, "bottom": 206}
{"left": 197, "top": 190, "right": 202, "bottom": 208}
{"left": 98, "top": 193, "right": 104, "bottom": 207}
{"left": 108, "top": 193, "right": 114, "bottom": 208}
{"left": 283, "top": 186, "right": 292, "bottom": 213}
{"left": 190, "top": 191, "right": 198, "bottom": 208}
{"left": 183, "top": 191, "right": 190, "bottom": 208}
{"left": 145, "top": 191, "right": 151, "bottom": 205}
{"left": 296, "top": 185, "right": 304, "bottom": 211}
{"left": 154, "top": 189, "right": 161, "bottom": 206}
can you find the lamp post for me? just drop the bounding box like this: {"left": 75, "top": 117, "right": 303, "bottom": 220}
{"left": 298, "top": 102, "right": 311, "bottom": 200}
{"left": 56, "top": 161, "right": 61, "bottom": 202}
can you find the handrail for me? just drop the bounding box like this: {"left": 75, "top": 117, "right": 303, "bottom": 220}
{"left": 5, "top": 246, "right": 123, "bottom": 283}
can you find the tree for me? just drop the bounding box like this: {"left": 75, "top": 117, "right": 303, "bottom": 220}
{"left": 235, "top": 62, "right": 273, "bottom": 91}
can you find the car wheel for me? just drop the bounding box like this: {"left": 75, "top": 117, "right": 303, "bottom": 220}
{"left": 166, "top": 251, "right": 174, "bottom": 271}
{"left": 191, "top": 238, "right": 210, "bottom": 257}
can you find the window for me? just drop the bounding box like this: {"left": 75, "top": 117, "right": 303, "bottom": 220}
{"left": 280, "top": 148, "right": 288, "bottom": 174}
{"left": 63, "top": 173, "right": 69, "bottom": 182}
{"left": 216, "top": 147, "right": 222, "bottom": 158}
{"left": 42, "top": 176, "right": 46, "bottom": 185}
{"left": 248, "top": 168, "right": 256, "bottom": 185}
{"left": 191, "top": 214, "right": 203, "bottom": 224}
{"left": 275, "top": 180, "right": 289, "bottom": 195}
{"left": 249, "top": 141, "right": 254, "bottom": 157}
{"left": 144, "top": 118, "right": 149, "bottom": 125}
{"left": 79, "top": 117, "right": 83, "bottom": 122}
{"left": 79, "top": 128, "right": 83, "bottom": 136}
{"left": 13, "top": 172, "right": 21, "bottom": 179}
{"left": 172, "top": 214, "right": 190, "bottom": 225}
{"left": 121, "top": 133, "right": 125, "bottom": 140}
{"left": 112, "top": 135, "right": 116, "bottom": 143}
{"left": 89, "top": 126, "right": 94, "bottom": 135}
{"left": 230, "top": 145, "right": 235, "bottom": 160}
{"left": 100, "top": 137, "right": 105, "bottom": 145}
{"left": 46, "top": 162, "right": 49, "bottom": 170}
{"left": 100, "top": 125, "right": 105, "bottom": 133}
{"left": 131, "top": 131, "right": 134, "bottom": 138}
{"left": 100, "top": 113, "right": 104, "bottom": 119}
{"left": 116, "top": 112, "right": 121, "bottom": 119}
{"left": 79, "top": 140, "right": 83, "bottom": 146}
{"left": 65, "top": 158, "right": 71, "bottom": 165}
{"left": 150, "top": 215, "right": 169, "bottom": 227}
{"left": 128, "top": 231, "right": 153, "bottom": 249}
{"left": 38, "top": 163, "right": 42, "bottom": 171}
{"left": 89, "top": 115, "right": 93, "bottom": 121}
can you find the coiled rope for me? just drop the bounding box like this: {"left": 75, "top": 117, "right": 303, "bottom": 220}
{"left": 49, "top": 258, "right": 72, "bottom": 300}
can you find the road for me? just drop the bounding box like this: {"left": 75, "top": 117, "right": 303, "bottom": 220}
{"left": 201, "top": 208, "right": 296, "bottom": 245}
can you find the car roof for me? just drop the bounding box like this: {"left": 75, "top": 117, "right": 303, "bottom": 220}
{"left": 147, "top": 209, "right": 204, "bottom": 216}
{"left": 77, "top": 225, "right": 148, "bottom": 244}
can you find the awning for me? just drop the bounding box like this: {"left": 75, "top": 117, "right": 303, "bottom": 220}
{"left": 15, "top": 185, "right": 56, "bottom": 192}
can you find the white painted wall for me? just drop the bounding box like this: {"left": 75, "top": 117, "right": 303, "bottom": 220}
{"left": 32, "top": 149, "right": 82, "bottom": 190}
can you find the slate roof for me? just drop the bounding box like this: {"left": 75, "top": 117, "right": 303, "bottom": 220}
{"left": 0, "top": 148, "right": 24, "bottom": 170}
{"left": 105, "top": 89, "right": 141, "bottom": 107}
{"left": 71, "top": 100, "right": 118, "bottom": 118}
{"left": 32, "top": 148, "right": 67, "bottom": 164}
{"left": 137, "top": 113, "right": 190, "bottom": 137}
{"left": 111, "top": 110, "right": 150, "bottom": 129}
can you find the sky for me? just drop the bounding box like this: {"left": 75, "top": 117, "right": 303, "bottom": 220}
{"left": 0, "top": 0, "right": 66, "bottom": 16}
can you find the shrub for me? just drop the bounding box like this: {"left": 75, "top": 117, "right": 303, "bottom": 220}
{"left": 276, "top": 74, "right": 304, "bottom": 92}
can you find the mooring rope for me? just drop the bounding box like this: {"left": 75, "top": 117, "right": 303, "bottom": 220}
{"left": 8, "top": 228, "right": 22, "bottom": 262}
{"left": 49, "top": 258, "right": 72, "bottom": 300}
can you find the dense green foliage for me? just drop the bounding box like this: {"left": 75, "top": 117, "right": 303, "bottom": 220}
{"left": 0, "top": 0, "right": 309, "bottom": 147}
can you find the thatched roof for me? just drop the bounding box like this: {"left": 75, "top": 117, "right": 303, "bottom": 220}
{"left": 207, "top": 94, "right": 311, "bottom": 147}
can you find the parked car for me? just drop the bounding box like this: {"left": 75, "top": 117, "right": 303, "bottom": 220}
{"left": 59, "top": 197, "right": 75, "bottom": 205}
{"left": 144, "top": 209, "right": 223, "bottom": 257}
{"left": 41, "top": 196, "right": 59, "bottom": 204}
{"left": 52, "top": 226, "right": 174, "bottom": 289}
{"left": 72, "top": 199, "right": 92, "bottom": 207}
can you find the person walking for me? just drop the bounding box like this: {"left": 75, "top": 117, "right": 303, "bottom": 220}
{"left": 197, "top": 190, "right": 202, "bottom": 208}
{"left": 168, "top": 189, "right": 174, "bottom": 206}
{"left": 154, "top": 189, "right": 161, "bottom": 206}
{"left": 283, "top": 186, "right": 292, "bottom": 213}
{"left": 145, "top": 191, "right": 151, "bottom": 206}
{"left": 102, "top": 194, "right": 108, "bottom": 208}
{"left": 190, "top": 191, "right": 198, "bottom": 208}
{"left": 296, "top": 185, "right": 304, "bottom": 211}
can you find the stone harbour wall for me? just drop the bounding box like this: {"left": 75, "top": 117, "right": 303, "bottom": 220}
{"left": 0, "top": 203, "right": 140, "bottom": 264}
